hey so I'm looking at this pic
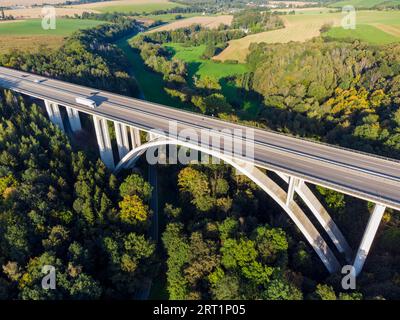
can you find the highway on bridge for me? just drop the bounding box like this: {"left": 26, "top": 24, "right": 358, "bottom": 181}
{"left": 1, "top": 66, "right": 400, "bottom": 211}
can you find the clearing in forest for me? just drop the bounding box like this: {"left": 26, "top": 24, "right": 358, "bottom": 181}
{"left": 214, "top": 13, "right": 342, "bottom": 63}
{"left": 164, "top": 43, "right": 247, "bottom": 81}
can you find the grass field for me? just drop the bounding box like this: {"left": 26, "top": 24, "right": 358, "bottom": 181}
{"left": 149, "top": 15, "right": 233, "bottom": 32}
{"left": 2, "top": 0, "right": 68, "bottom": 5}
{"left": 0, "top": 19, "right": 104, "bottom": 53}
{"left": 70, "top": 0, "right": 185, "bottom": 14}
{"left": 273, "top": 7, "right": 336, "bottom": 14}
{"left": 325, "top": 10, "right": 400, "bottom": 44}
{"left": 215, "top": 10, "right": 400, "bottom": 62}
{"left": 116, "top": 36, "right": 187, "bottom": 107}
{"left": 326, "top": 24, "right": 399, "bottom": 44}
{"left": 163, "top": 43, "right": 259, "bottom": 116}
{"left": 0, "top": 19, "right": 104, "bottom": 36}
{"left": 0, "top": 35, "right": 65, "bottom": 53}
{"left": 164, "top": 43, "right": 248, "bottom": 81}
{"left": 139, "top": 13, "right": 198, "bottom": 24}
{"left": 4, "top": 7, "right": 97, "bottom": 19}
{"left": 215, "top": 13, "right": 342, "bottom": 62}
{"left": 329, "top": 0, "right": 400, "bottom": 8}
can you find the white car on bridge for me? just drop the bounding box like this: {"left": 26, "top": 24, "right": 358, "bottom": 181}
{"left": 75, "top": 97, "right": 97, "bottom": 109}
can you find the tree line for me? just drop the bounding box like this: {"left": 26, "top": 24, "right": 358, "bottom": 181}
{"left": 0, "top": 91, "right": 156, "bottom": 299}
{"left": 0, "top": 19, "right": 142, "bottom": 97}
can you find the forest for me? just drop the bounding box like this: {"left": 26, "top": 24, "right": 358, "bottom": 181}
{"left": 0, "top": 90, "right": 156, "bottom": 298}
{"left": 0, "top": 18, "right": 141, "bottom": 97}
{"left": 242, "top": 39, "right": 400, "bottom": 159}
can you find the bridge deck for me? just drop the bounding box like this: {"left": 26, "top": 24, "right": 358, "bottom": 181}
{"left": 0, "top": 66, "right": 399, "bottom": 211}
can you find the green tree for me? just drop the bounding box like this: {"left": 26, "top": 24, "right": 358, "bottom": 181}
{"left": 202, "top": 43, "right": 217, "bottom": 59}
{"left": 162, "top": 223, "right": 190, "bottom": 299}
{"left": 312, "top": 284, "right": 337, "bottom": 300}
{"left": 119, "top": 174, "right": 152, "bottom": 201}
{"left": 263, "top": 279, "right": 303, "bottom": 300}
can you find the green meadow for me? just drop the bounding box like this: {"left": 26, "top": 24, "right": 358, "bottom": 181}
{"left": 116, "top": 36, "right": 187, "bottom": 108}
{"left": 279, "top": 10, "right": 400, "bottom": 45}
{"left": 164, "top": 43, "right": 248, "bottom": 81}
{"left": 163, "top": 43, "right": 261, "bottom": 117}
{"left": 329, "top": 0, "right": 400, "bottom": 8}
{"left": 0, "top": 19, "right": 104, "bottom": 36}
{"left": 325, "top": 24, "right": 399, "bottom": 44}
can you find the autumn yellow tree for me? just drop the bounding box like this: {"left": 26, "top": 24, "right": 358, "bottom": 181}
{"left": 119, "top": 195, "right": 149, "bottom": 224}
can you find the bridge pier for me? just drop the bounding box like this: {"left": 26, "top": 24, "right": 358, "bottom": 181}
{"left": 114, "top": 122, "right": 130, "bottom": 160}
{"left": 44, "top": 100, "right": 64, "bottom": 131}
{"left": 66, "top": 107, "right": 82, "bottom": 132}
{"left": 130, "top": 126, "right": 141, "bottom": 148}
{"left": 277, "top": 172, "right": 352, "bottom": 262}
{"left": 93, "top": 116, "right": 114, "bottom": 170}
{"left": 286, "top": 176, "right": 299, "bottom": 206}
{"left": 246, "top": 166, "right": 341, "bottom": 273}
{"left": 353, "top": 204, "right": 386, "bottom": 276}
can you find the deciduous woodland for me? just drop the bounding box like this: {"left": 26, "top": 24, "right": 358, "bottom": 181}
{"left": 0, "top": 3, "right": 400, "bottom": 300}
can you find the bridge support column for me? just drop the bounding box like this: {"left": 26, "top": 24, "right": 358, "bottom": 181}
{"left": 233, "top": 163, "right": 341, "bottom": 273}
{"left": 286, "top": 176, "right": 299, "bottom": 206}
{"left": 114, "top": 122, "right": 130, "bottom": 160}
{"left": 277, "top": 172, "right": 352, "bottom": 262}
{"left": 44, "top": 100, "right": 64, "bottom": 131}
{"left": 66, "top": 107, "right": 82, "bottom": 132}
{"left": 130, "top": 127, "right": 141, "bottom": 148}
{"left": 353, "top": 204, "right": 386, "bottom": 276}
{"left": 93, "top": 116, "right": 114, "bottom": 170}
{"left": 148, "top": 132, "right": 157, "bottom": 141}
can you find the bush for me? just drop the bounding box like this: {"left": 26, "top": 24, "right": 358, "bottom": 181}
{"left": 320, "top": 22, "right": 333, "bottom": 33}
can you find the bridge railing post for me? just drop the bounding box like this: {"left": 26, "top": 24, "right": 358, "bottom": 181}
{"left": 130, "top": 126, "right": 141, "bottom": 148}
{"left": 353, "top": 203, "right": 386, "bottom": 276}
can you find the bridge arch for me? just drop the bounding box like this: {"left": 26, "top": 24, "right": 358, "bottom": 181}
{"left": 115, "top": 138, "right": 344, "bottom": 273}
